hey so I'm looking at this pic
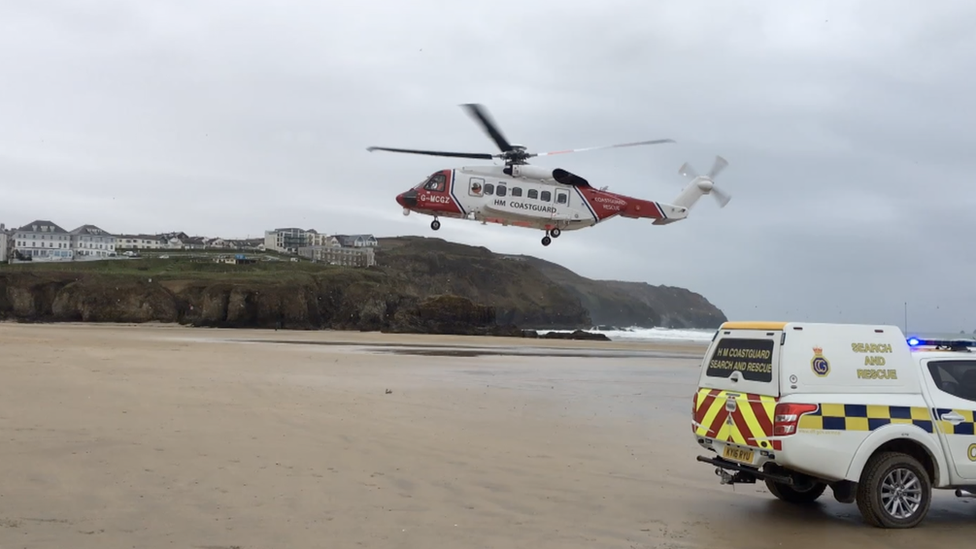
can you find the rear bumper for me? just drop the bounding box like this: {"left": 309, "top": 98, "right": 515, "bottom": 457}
{"left": 696, "top": 455, "right": 795, "bottom": 486}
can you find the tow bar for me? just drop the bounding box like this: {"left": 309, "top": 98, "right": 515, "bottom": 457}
{"left": 696, "top": 455, "right": 795, "bottom": 486}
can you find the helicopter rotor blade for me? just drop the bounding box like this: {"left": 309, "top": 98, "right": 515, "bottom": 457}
{"left": 711, "top": 185, "right": 731, "bottom": 208}
{"left": 678, "top": 162, "right": 699, "bottom": 180}
{"left": 707, "top": 155, "right": 729, "bottom": 179}
{"left": 460, "top": 103, "right": 515, "bottom": 152}
{"left": 366, "top": 146, "right": 495, "bottom": 160}
{"left": 534, "top": 138, "right": 675, "bottom": 158}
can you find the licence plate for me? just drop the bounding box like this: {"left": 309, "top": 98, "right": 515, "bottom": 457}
{"left": 722, "top": 445, "right": 754, "bottom": 464}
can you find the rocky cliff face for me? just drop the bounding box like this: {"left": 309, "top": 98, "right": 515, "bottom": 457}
{"left": 514, "top": 253, "right": 727, "bottom": 329}
{"left": 0, "top": 236, "right": 726, "bottom": 332}
{"left": 0, "top": 271, "right": 517, "bottom": 335}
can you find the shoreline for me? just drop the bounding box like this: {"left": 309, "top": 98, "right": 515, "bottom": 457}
{"left": 0, "top": 319, "right": 711, "bottom": 356}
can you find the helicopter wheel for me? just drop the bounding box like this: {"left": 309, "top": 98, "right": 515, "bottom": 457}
{"left": 550, "top": 228, "right": 561, "bottom": 238}
{"left": 431, "top": 219, "right": 440, "bottom": 231}
{"left": 541, "top": 235, "right": 552, "bottom": 246}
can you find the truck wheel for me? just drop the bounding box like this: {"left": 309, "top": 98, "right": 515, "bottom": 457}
{"left": 855, "top": 451, "right": 931, "bottom": 528}
{"left": 764, "top": 478, "right": 827, "bottom": 504}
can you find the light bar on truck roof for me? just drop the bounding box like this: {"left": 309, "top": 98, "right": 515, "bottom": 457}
{"left": 907, "top": 337, "right": 976, "bottom": 352}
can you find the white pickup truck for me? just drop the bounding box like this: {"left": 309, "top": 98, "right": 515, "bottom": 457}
{"left": 691, "top": 321, "right": 976, "bottom": 528}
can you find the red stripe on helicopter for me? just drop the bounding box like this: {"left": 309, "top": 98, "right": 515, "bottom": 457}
{"left": 579, "top": 188, "right": 663, "bottom": 221}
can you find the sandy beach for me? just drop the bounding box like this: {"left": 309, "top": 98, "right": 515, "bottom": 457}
{"left": 1, "top": 322, "right": 973, "bottom": 548}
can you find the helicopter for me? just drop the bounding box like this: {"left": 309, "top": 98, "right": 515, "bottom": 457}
{"left": 367, "top": 103, "right": 731, "bottom": 246}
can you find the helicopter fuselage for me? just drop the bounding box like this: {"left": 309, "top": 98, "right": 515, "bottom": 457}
{"left": 396, "top": 165, "right": 685, "bottom": 241}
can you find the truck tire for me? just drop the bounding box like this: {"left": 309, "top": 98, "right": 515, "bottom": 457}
{"left": 855, "top": 451, "right": 932, "bottom": 528}
{"left": 764, "top": 478, "right": 826, "bottom": 504}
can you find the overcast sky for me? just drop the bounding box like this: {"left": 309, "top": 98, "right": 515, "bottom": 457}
{"left": 2, "top": 0, "right": 974, "bottom": 333}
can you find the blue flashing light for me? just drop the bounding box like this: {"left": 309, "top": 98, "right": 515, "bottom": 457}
{"left": 906, "top": 336, "right": 976, "bottom": 352}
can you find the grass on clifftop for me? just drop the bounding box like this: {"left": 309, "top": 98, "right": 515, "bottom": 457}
{"left": 0, "top": 255, "right": 379, "bottom": 283}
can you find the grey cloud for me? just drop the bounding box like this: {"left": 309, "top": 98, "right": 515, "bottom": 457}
{"left": 1, "top": 0, "right": 975, "bottom": 333}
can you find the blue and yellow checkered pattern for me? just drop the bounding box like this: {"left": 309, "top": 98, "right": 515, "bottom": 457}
{"left": 934, "top": 408, "right": 976, "bottom": 435}
{"left": 798, "top": 404, "right": 934, "bottom": 433}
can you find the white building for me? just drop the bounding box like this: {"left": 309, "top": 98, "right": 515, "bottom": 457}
{"left": 334, "top": 234, "right": 379, "bottom": 248}
{"left": 116, "top": 234, "right": 166, "bottom": 250}
{"left": 265, "top": 228, "right": 379, "bottom": 257}
{"left": 70, "top": 224, "right": 117, "bottom": 259}
{"left": 303, "top": 233, "right": 337, "bottom": 247}
{"left": 299, "top": 245, "right": 376, "bottom": 267}
{"left": 10, "top": 220, "right": 73, "bottom": 261}
{"left": 159, "top": 231, "right": 190, "bottom": 249}
{"left": 0, "top": 223, "right": 8, "bottom": 262}
{"left": 264, "top": 227, "right": 312, "bottom": 254}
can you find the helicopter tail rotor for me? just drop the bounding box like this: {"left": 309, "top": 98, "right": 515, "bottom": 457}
{"left": 674, "top": 155, "right": 732, "bottom": 210}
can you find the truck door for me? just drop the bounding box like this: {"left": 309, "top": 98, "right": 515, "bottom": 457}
{"left": 694, "top": 328, "right": 782, "bottom": 461}
{"left": 920, "top": 358, "right": 976, "bottom": 481}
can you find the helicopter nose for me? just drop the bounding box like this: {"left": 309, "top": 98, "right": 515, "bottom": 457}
{"left": 397, "top": 189, "right": 418, "bottom": 208}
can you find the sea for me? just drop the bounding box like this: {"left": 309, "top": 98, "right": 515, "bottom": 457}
{"left": 538, "top": 326, "right": 715, "bottom": 344}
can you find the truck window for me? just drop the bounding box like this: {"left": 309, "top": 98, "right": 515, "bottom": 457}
{"left": 705, "top": 337, "right": 774, "bottom": 382}
{"left": 927, "top": 360, "right": 976, "bottom": 402}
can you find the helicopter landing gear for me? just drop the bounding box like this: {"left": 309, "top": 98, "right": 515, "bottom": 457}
{"left": 541, "top": 227, "right": 560, "bottom": 246}
{"left": 431, "top": 218, "right": 440, "bottom": 231}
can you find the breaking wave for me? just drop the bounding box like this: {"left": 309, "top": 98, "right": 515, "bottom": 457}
{"left": 541, "top": 326, "right": 716, "bottom": 343}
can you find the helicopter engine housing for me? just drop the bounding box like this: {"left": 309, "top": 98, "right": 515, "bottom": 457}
{"left": 504, "top": 165, "right": 555, "bottom": 181}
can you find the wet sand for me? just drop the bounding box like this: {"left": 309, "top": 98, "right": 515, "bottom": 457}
{"left": 0, "top": 322, "right": 973, "bottom": 548}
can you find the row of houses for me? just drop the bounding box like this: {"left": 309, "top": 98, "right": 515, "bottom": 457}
{"left": 0, "top": 220, "right": 380, "bottom": 268}
{"left": 114, "top": 231, "right": 265, "bottom": 251}
{"left": 0, "top": 221, "right": 270, "bottom": 262}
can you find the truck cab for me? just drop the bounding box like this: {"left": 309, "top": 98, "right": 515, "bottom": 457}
{"left": 692, "top": 321, "right": 976, "bottom": 528}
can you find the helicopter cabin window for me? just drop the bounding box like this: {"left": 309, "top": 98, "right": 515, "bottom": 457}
{"left": 468, "top": 177, "right": 485, "bottom": 196}
{"left": 423, "top": 173, "right": 446, "bottom": 192}
{"left": 510, "top": 187, "right": 523, "bottom": 197}
{"left": 527, "top": 189, "right": 538, "bottom": 199}
{"left": 484, "top": 183, "right": 494, "bottom": 195}
{"left": 556, "top": 191, "right": 568, "bottom": 204}
{"left": 540, "top": 190, "right": 552, "bottom": 202}
{"left": 496, "top": 184, "right": 507, "bottom": 197}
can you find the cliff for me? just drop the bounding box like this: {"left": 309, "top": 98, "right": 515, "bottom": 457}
{"left": 0, "top": 236, "right": 726, "bottom": 333}
{"left": 517, "top": 255, "right": 726, "bottom": 329}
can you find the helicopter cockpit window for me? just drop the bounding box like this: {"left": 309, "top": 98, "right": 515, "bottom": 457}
{"left": 423, "top": 173, "right": 446, "bottom": 192}
{"left": 496, "top": 185, "right": 507, "bottom": 197}
{"left": 540, "top": 190, "right": 552, "bottom": 202}
{"left": 556, "top": 192, "right": 567, "bottom": 204}
{"left": 484, "top": 183, "right": 495, "bottom": 195}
